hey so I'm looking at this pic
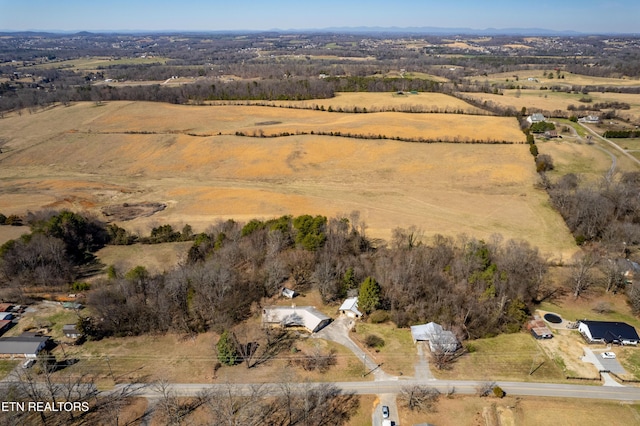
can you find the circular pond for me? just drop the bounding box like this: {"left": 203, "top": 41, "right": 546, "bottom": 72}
{"left": 544, "top": 313, "right": 562, "bottom": 324}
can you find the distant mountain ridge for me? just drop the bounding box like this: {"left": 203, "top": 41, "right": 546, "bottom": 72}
{"left": 283, "top": 26, "right": 588, "bottom": 36}
{"left": 0, "top": 27, "right": 636, "bottom": 36}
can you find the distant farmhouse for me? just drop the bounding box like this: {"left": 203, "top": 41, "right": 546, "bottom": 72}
{"left": 410, "top": 322, "right": 459, "bottom": 353}
{"left": 262, "top": 306, "right": 331, "bottom": 333}
{"left": 578, "top": 115, "right": 600, "bottom": 124}
{"left": 578, "top": 320, "right": 639, "bottom": 345}
{"left": 526, "top": 113, "right": 546, "bottom": 124}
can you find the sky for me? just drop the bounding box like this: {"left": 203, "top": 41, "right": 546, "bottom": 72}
{"left": 1, "top": 0, "right": 638, "bottom": 34}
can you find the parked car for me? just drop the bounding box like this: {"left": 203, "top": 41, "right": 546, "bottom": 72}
{"left": 381, "top": 405, "right": 389, "bottom": 418}
{"left": 22, "top": 359, "right": 35, "bottom": 369}
{"left": 601, "top": 352, "right": 616, "bottom": 359}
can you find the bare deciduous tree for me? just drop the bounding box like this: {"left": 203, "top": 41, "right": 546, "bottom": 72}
{"left": 399, "top": 385, "right": 440, "bottom": 412}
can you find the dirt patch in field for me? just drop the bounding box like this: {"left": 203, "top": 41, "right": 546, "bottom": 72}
{"left": 101, "top": 202, "right": 167, "bottom": 221}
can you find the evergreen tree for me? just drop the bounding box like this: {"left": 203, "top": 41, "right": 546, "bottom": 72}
{"left": 359, "top": 276, "right": 381, "bottom": 314}
{"left": 216, "top": 330, "right": 238, "bottom": 366}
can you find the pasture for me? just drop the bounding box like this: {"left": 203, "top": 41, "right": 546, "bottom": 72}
{"left": 18, "top": 56, "right": 169, "bottom": 72}
{"left": 466, "top": 89, "right": 640, "bottom": 122}
{"left": 0, "top": 101, "right": 574, "bottom": 258}
{"left": 231, "top": 91, "right": 481, "bottom": 113}
{"left": 474, "top": 70, "right": 640, "bottom": 88}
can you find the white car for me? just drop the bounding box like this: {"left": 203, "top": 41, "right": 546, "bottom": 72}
{"left": 22, "top": 359, "right": 35, "bottom": 369}
{"left": 601, "top": 352, "right": 616, "bottom": 359}
{"left": 381, "top": 405, "right": 389, "bottom": 418}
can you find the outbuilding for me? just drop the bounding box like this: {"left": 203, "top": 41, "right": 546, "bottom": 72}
{"left": 578, "top": 320, "right": 639, "bottom": 345}
{"left": 63, "top": 324, "right": 82, "bottom": 339}
{"left": 339, "top": 297, "right": 362, "bottom": 319}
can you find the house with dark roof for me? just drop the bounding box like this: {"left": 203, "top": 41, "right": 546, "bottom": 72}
{"left": 0, "top": 334, "right": 50, "bottom": 358}
{"left": 578, "top": 320, "right": 639, "bottom": 345}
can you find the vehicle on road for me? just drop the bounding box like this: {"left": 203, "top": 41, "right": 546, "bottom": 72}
{"left": 382, "top": 405, "right": 389, "bottom": 418}
{"left": 602, "top": 352, "right": 616, "bottom": 359}
{"left": 22, "top": 359, "right": 35, "bottom": 369}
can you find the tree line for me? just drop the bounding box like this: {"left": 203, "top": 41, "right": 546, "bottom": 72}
{"left": 16, "top": 210, "right": 547, "bottom": 342}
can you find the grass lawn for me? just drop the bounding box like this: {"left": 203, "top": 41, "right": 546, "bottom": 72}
{"left": 553, "top": 118, "right": 588, "bottom": 138}
{"left": 433, "top": 332, "right": 566, "bottom": 382}
{"left": 350, "top": 322, "right": 417, "bottom": 377}
{"left": 0, "top": 360, "right": 19, "bottom": 379}
{"left": 539, "top": 291, "right": 640, "bottom": 330}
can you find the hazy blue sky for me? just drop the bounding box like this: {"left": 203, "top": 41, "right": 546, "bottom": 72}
{"left": 1, "top": 0, "right": 638, "bottom": 33}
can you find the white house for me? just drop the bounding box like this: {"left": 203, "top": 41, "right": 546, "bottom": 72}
{"left": 579, "top": 115, "right": 600, "bottom": 124}
{"left": 526, "top": 113, "right": 546, "bottom": 124}
{"left": 578, "top": 320, "right": 639, "bottom": 345}
{"left": 262, "top": 306, "right": 331, "bottom": 333}
{"left": 410, "top": 322, "right": 459, "bottom": 353}
{"left": 339, "top": 297, "right": 362, "bottom": 319}
{"left": 281, "top": 287, "right": 297, "bottom": 299}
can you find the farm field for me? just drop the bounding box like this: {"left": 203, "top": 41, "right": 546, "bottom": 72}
{"left": 228, "top": 91, "right": 479, "bottom": 113}
{"left": 465, "top": 89, "right": 640, "bottom": 122}
{"left": 473, "top": 70, "right": 640, "bottom": 88}
{"left": 17, "top": 56, "right": 170, "bottom": 72}
{"left": 0, "top": 101, "right": 572, "bottom": 257}
{"left": 72, "top": 102, "right": 518, "bottom": 141}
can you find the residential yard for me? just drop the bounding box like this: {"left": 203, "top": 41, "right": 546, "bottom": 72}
{"left": 4, "top": 302, "right": 81, "bottom": 341}
{"left": 350, "top": 321, "right": 417, "bottom": 377}
{"left": 51, "top": 306, "right": 371, "bottom": 388}
{"left": 433, "top": 333, "right": 566, "bottom": 383}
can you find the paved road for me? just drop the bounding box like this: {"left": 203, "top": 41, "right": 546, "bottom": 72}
{"left": 107, "top": 378, "right": 640, "bottom": 401}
